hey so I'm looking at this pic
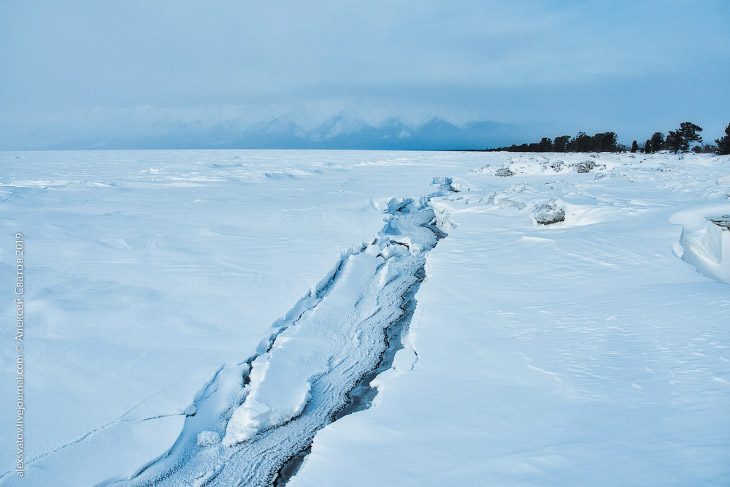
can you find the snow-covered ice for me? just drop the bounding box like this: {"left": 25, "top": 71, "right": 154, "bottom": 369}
{"left": 671, "top": 205, "right": 730, "bottom": 284}
{"left": 1, "top": 150, "right": 729, "bottom": 486}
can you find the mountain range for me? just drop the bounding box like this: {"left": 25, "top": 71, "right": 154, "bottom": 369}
{"left": 69, "top": 113, "right": 522, "bottom": 151}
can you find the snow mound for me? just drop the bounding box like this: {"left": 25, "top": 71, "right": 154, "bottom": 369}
{"left": 671, "top": 205, "right": 730, "bottom": 284}
{"left": 678, "top": 218, "right": 730, "bottom": 283}
{"left": 223, "top": 353, "right": 312, "bottom": 446}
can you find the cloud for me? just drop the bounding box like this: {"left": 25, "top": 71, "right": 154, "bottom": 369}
{"left": 1, "top": 0, "right": 728, "bottom": 148}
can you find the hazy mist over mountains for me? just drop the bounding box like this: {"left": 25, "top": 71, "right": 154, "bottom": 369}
{"left": 10, "top": 112, "right": 521, "bottom": 151}
{"left": 235, "top": 113, "right": 519, "bottom": 151}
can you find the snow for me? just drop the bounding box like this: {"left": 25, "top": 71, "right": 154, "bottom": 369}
{"left": 123, "top": 194, "right": 446, "bottom": 485}
{"left": 196, "top": 430, "right": 220, "bottom": 448}
{"left": 291, "top": 152, "right": 730, "bottom": 487}
{"left": 0, "top": 150, "right": 729, "bottom": 486}
{"left": 670, "top": 205, "right": 730, "bottom": 284}
{"left": 223, "top": 349, "right": 313, "bottom": 446}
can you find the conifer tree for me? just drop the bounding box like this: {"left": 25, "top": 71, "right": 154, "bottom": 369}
{"left": 680, "top": 122, "right": 703, "bottom": 149}
{"left": 666, "top": 122, "right": 703, "bottom": 153}
{"left": 715, "top": 123, "right": 730, "bottom": 155}
{"left": 665, "top": 130, "right": 682, "bottom": 153}
{"left": 649, "top": 132, "right": 664, "bottom": 153}
{"left": 570, "top": 132, "right": 591, "bottom": 152}
{"left": 538, "top": 137, "right": 553, "bottom": 152}
{"left": 553, "top": 135, "right": 570, "bottom": 153}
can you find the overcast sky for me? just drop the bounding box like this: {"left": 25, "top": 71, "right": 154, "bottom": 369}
{"left": 1, "top": 0, "right": 729, "bottom": 148}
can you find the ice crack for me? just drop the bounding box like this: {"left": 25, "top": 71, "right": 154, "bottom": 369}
{"left": 109, "top": 190, "right": 451, "bottom": 487}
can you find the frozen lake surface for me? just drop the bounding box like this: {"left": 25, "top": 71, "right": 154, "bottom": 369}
{"left": 0, "top": 150, "right": 729, "bottom": 486}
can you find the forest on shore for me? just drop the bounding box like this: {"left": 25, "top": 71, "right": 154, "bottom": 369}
{"left": 489, "top": 122, "right": 730, "bottom": 155}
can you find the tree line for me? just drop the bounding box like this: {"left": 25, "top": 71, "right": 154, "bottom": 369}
{"left": 489, "top": 122, "right": 730, "bottom": 155}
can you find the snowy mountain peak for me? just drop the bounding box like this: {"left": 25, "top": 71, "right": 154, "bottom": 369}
{"left": 309, "top": 112, "right": 372, "bottom": 141}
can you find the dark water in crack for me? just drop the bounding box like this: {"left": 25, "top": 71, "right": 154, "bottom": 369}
{"left": 115, "top": 196, "right": 449, "bottom": 487}
{"left": 273, "top": 217, "right": 445, "bottom": 486}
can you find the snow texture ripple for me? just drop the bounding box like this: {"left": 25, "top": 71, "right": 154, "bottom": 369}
{"left": 107, "top": 192, "right": 449, "bottom": 487}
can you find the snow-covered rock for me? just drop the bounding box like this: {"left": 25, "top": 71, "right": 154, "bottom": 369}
{"left": 533, "top": 199, "right": 566, "bottom": 225}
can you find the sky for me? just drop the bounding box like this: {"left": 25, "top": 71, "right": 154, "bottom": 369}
{"left": 1, "top": 0, "right": 729, "bottom": 149}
